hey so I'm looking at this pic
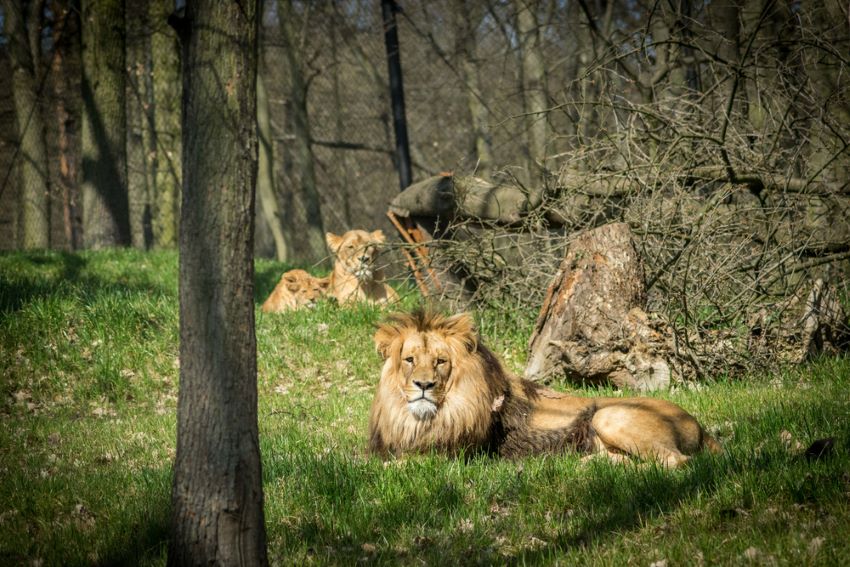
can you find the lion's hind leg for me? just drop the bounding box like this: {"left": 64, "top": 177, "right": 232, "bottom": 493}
{"left": 589, "top": 405, "right": 692, "bottom": 468}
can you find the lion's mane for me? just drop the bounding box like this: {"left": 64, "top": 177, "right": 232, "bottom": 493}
{"left": 367, "top": 311, "right": 595, "bottom": 458}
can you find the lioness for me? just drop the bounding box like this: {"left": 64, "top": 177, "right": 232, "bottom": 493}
{"left": 261, "top": 269, "right": 329, "bottom": 313}
{"left": 326, "top": 229, "right": 399, "bottom": 305}
{"left": 368, "top": 310, "right": 721, "bottom": 467}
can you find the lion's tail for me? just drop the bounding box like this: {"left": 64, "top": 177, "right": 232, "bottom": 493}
{"left": 569, "top": 403, "right": 598, "bottom": 454}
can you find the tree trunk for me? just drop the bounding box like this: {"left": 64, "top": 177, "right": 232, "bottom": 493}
{"left": 150, "top": 0, "right": 181, "bottom": 248}
{"left": 50, "top": 0, "right": 81, "bottom": 250}
{"left": 515, "top": 0, "right": 549, "bottom": 182}
{"left": 330, "top": 17, "right": 353, "bottom": 226}
{"left": 278, "top": 0, "right": 327, "bottom": 266}
{"left": 256, "top": 66, "right": 289, "bottom": 261}
{"left": 80, "top": 0, "right": 130, "bottom": 248}
{"left": 126, "top": 0, "right": 155, "bottom": 249}
{"left": 525, "top": 222, "right": 675, "bottom": 391}
{"left": 168, "top": 1, "right": 268, "bottom": 565}
{"left": 457, "top": 0, "right": 494, "bottom": 177}
{"left": 4, "top": 0, "right": 51, "bottom": 249}
{"left": 798, "top": 2, "right": 850, "bottom": 183}
{"left": 740, "top": 0, "right": 788, "bottom": 134}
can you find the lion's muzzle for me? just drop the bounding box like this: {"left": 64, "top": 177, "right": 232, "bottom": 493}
{"left": 407, "top": 380, "right": 438, "bottom": 420}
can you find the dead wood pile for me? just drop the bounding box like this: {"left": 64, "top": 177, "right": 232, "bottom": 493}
{"left": 388, "top": 172, "right": 849, "bottom": 383}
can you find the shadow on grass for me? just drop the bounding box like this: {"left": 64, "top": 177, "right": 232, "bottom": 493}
{"left": 0, "top": 250, "right": 178, "bottom": 316}
{"left": 95, "top": 511, "right": 170, "bottom": 567}
{"left": 0, "top": 249, "right": 320, "bottom": 313}
{"left": 261, "top": 452, "right": 725, "bottom": 564}
{"left": 91, "top": 467, "right": 172, "bottom": 567}
{"left": 0, "top": 251, "right": 87, "bottom": 313}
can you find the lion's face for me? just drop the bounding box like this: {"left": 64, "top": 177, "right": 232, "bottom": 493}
{"left": 369, "top": 311, "right": 510, "bottom": 456}
{"left": 326, "top": 230, "right": 386, "bottom": 282}
{"left": 397, "top": 332, "right": 455, "bottom": 419}
{"left": 281, "top": 269, "right": 329, "bottom": 308}
{"left": 374, "top": 311, "right": 479, "bottom": 421}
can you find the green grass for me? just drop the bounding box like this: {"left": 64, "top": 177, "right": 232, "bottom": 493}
{"left": 1, "top": 249, "right": 848, "bottom": 565}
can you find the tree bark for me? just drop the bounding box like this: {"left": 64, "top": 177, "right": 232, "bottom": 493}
{"left": 278, "top": 0, "right": 327, "bottom": 266}
{"left": 330, "top": 16, "right": 353, "bottom": 226}
{"left": 50, "top": 0, "right": 81, "bottom": 250}
{"left": 168, "top": 1, "right": 268, "bottom": 565}
{"left": 457, "top": 0, "right": 494, "bottom": 177}
{"left": 515, "top": 0, "right": 550, "bottom": 182}
{"left": 798, "top": 2, "right": 850, "bottom": 183}
{"left": 525, "top": 222, "right": 675, "bottom": 391}
{"left": 80, "top": 0, "right": 130, "bottom": 248}
{"left": 126, "top": 0, "right": 155, "bottom": 249}
{"left": 4, "top": 0, "right": 51, "bottom": 249}
{"left": 256, "top": 67, "right": 289, "bottom": 261}
{"left": 740, "top": 0, "right": 787, "bottom": 134}
{"left": 150, "top": 0, "right": 181, "bottom": 249}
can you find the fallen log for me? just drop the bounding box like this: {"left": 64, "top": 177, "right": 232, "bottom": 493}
{"left": 388, "top": 173, "right": 534, "bottom": 225}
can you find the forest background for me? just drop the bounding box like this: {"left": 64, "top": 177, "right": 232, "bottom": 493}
{"left": 2, "top": 0, "right": 849, "bottom": 373}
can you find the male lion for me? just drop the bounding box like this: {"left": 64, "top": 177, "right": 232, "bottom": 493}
{"left": 368, "top": 311, "right": 721, "bottom": 467}
{"left": 326, "top": 229, "right": 399, "bottom": 305}
{"left": 261, "top": 269, "right": 329, "bottom": 313}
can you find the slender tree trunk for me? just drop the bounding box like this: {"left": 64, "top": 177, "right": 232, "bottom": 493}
{"left": 80, "top": 0, "right": 130, "bottom": 248}
{"left": 740, "top": 0, "right": 788, "bottom": 134}
{"left": 126, "top": 0, "right": 155, "bottom": 249}
{"left": 798, "top": 2, "right": 850, "bottom": 180}
{"left": 515, "top": 0, "right": 549, "bottom": 182}
{"left": 330, "top": 15, "right": 353, "bottom": 226}
{"left": 256, "top": 68, "right": 289, "bottom": 261}
{"left": 278, "top": 0, "right": 327, "bottom": 266}
{"left": 381, "top": 0, "right": 413, "bottom": 191}
{"left": 457, "top": 0, "right": 494, "bottom": 177}
{"left": 709, "top": 0, "right": 745, "bottom": 117}
{"left": 150, "top": 0, "right": 181, "bottom": 248}
{"left": 168, "top": 1, "right": 268, "bottom": 565}
{"left": 50, "top": 0, "right": 81, "bottom": 250}
{"left": 4, "top": 0, "right": 51, "bottom": 249}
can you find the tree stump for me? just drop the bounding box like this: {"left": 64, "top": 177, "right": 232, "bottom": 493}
{"left": 525, "top": 222, "right": 674, "bottom": 390}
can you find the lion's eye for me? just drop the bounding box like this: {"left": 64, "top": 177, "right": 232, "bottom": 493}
{"left": 404, "top": 356, "right": 414, "bottom": 364}
{"left": 436, "top": 358, "right": 447, "bottom": 365}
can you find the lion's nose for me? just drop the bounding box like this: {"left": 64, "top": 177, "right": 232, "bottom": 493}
{"left": 413, "top": 380, "right": 435, "bottom": 391}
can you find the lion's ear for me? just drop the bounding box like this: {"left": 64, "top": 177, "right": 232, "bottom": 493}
{"left": 371, "top": 229, "right": 386, "bottom": 243}
{"left": 443, "top": 312, "right": 478, "bottom": 352}
{"left": 326, "top": 232, "right": 342, "bottom": 253}
{"left": 374, "top": 324, "right": 399, "bottom": 360}
{"left": 317, "top": 277, "right": 330, "bottom": 291}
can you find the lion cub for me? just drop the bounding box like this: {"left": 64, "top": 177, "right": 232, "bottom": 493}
{"left": 326, "top": 229, "right": 399, "bottom": 305}
{"left": 261, "top": 269, "right": 329, "bottom": 313}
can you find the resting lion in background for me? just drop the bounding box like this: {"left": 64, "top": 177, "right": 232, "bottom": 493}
{"left": 326, "top": 229, "right": 399, "bottom": 305}
{"left": 368, "top": 311, "right": 721, "bottom": 467}
{"left": 261, "top": 269, "right": 329, "bottom": 313}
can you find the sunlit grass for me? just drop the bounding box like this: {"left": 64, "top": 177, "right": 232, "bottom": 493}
{"left": 1, "top": 249, "right": 848, "bottom": 565}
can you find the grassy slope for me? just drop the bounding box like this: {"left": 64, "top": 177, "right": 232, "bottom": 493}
{"left": 1, "top": 249, "right": 848, "bottom": 566}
